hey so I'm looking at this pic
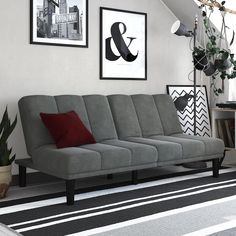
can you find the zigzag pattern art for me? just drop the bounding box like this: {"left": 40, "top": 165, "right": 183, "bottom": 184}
{"left": 168, "top": 87, "right": 211, "bottom": 137}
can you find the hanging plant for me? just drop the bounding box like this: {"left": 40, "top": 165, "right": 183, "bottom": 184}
{"left": 193, "top": 1, "right": 236, "bottom": 96}
{"left": 193, "top": 46, "right": 209, "bottom": 70}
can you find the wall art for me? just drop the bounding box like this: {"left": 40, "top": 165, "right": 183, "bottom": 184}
{"left": 167, "top": 85, "right": 211, "bottom": 137}
{"left": 30, "top": 0, "right": 88, "bottom": 47}
{"left": 100, "top": 7, "right": 147, "bottom": 80}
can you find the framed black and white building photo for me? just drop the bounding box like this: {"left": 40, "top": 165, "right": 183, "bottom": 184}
{"left": 100, "top": 7, "right": 147, "bottom": 80}
{"left": 167, "top": 85, "right": 211, "bottom": 137}
{"left": 30, "top": 0, "right": 88, "bottom": 47}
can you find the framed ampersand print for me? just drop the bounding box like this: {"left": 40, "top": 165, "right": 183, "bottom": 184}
{"left": 100, "top": 7, "right": 147, "bottom": 80}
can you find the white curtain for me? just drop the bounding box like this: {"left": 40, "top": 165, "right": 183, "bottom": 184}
{"left": 208, "top": 2, "right": 236, "bottom": 102}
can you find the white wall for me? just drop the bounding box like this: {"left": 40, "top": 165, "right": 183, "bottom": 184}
{"left": 0, "top": 0, "right": 194, "bottom": 175}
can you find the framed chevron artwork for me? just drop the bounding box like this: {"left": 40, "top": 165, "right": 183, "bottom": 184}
{"left": 167, "top": 85, "right": 211, "bottom": 137}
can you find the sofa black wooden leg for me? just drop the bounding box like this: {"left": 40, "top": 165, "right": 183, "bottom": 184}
{"left": 107, "top": 174, "right": 113, "bottom": 180}
{"left": 19, "top": 165, "right": 26, "bottom": 187}
{"left": 212, "top": 158, "right": 220, "bottom": 178}
{"left": 219, "top": 149, "right": 227, "bottom": 168}
{"left": 132, "top": 170, "right": 138, "bottom": 185}
{"left": 66, "top": 180, "right": 75, "bottom": 205}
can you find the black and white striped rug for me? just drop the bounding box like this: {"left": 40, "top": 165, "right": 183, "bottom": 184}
{"left": 1, "top": 170, "right": 236, "bottom": 236}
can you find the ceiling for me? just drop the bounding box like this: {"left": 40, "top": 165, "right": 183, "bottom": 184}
{"left": 161, "top": 0, "right": 201, "bottom": 30}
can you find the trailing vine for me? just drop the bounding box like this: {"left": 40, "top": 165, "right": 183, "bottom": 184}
{"left": 195, "top": 1, "right": 236, "bottom": 96}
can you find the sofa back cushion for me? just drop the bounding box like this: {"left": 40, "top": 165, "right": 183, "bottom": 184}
{"left": 18, "top": 95, "right": 58, "bottom": 155}
{"left": 55, "top": 95, "right": 91, "bottom": 131}
{"left": 131, "top": 94, "right": 164, "bottom": 137}
{"left": 153, "top": 94, "right": 183, "bottom": 135}
{"left": 83, "top": 95, "right": 118, "bottom": 142}
{"left": 108, "top": 95, "right": 142, "bottom": 138}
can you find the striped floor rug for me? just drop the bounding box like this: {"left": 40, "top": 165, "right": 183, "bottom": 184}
{"left": 1, "top": 169, "right": 236, "bottom": 236}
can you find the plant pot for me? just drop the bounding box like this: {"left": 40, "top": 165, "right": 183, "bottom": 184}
{"left": 203, "top": 62, "right": 216, "bottom": 76}
{"left": 193, "top": 53, "right": 209, "bottom": 70}
{"left": 215, "top": 59, "right": 232, "bottom": 72}
{"left": 0, "top": 165, "right": 12, "bottom": 198}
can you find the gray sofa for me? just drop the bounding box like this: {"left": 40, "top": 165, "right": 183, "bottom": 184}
{"left": 16, "top": 94, "right": 225, "bottom": 205}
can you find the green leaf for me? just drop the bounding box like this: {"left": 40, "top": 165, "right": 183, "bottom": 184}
{"left": 220, "top": 74, "right": 226, "bottom": 80}
{"left": 222, "top": 51, "right": 229, "bottom": 60}
{"left": 0, "top": 107, "right": 8, "bottom": 137}
{"left": 210, "top": 36, "right": 216, "bottom": 42}
{"left": 9, "top": 154, "right": 16, "bottom": 165}
{"left": 215, "top": 48, "right": 221, "bottom": 54}
{"left": 0, "top": 143, "right": 9, "bottom": 166}
{"left": 206, "top": 42, "right": 212, "bottom": 50}
{"left": 230, "top": 30, "right": 235, "bottom": 46}
{"left": 0, "top": 108, "right": 17, "bottom": 166}
{"left": 219, "top": 6, "right": 225, "bottom": 11}
{"left": 0, "top": 115, "right": 17, "bottom": 145}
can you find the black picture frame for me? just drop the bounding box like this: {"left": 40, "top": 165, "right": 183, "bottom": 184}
{"left": 167, "top": 85, "right": 211, "bottom": 137}
{"left": 100, "top": 7, "right": 147, "bottom": 80}
{"left": 30, "top": 0, "right": 88, "bottom": 47}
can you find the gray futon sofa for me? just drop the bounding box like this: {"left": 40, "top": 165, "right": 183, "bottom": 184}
{"left": 16, "top": 94, "right": 225, "bottom": 205}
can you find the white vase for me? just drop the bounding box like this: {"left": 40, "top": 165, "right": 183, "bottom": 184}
{"left": 0, "top": 165, "right": 12, "bottom": 198}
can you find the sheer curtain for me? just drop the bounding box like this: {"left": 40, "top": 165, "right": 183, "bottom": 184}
{"left": 209, "top": 2, "right": 236, "bottom": 101}
{"left": 194, "top": 1, "right": 236, "bottom": 101}
{"left": 229, "top": 41, "right": 236, "bottom": 101}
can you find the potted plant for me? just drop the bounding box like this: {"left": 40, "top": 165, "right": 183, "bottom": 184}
{"left": 194, "top": 1, "right": 236, "bottom": 96}
{"left": 0, "top": 107, "right": 17, "bottom": 198}
{"left": 193, "top": 46, "right": 209, "bottom": 70}
{"left": 214, "top": 50, "right": 232, "bottom": 71}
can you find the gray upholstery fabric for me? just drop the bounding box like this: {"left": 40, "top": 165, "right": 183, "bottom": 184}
{"left": 150, "top": 135, "right": 205, "bottom": 158}
{"left": 55, "top": 95, "right": 91, "bottom": 130}
{"left": 18, "top": 93, "right": 225, "bottom": 182}
{"left": 108, "top": 95, "right": 142, "bottom": 138}
{"left": 131, "top": 95, "right": 164, "bottom": 137}
{"left": 125, "top": 137, "right": 182, "bottom": 162}
{"left": 172, "top": 134, "right": 224, "bottom": 155}
{"left": 32, "top": 145, "right": 101, "bottom": 176}
{"left": 156, "top": 153, "right": 223, "bottom": 167}
{"left": 102, "top": 139, "right": 158, "bottom": 165}
{"left": 83, "top": 95, "right": 118, "bottom": 142}
{"left": 18, "top": 96, "right": 58, "bottom": 155}
{"left": 153, "top": 94, "right": 183, "bottom": 135}
{"left": 81, "top": 143, "right": 131, "bottom": 170}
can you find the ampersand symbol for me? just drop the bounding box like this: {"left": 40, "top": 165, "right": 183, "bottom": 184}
{"left": 105, "top": 22, "right": 139, "bottom": 62}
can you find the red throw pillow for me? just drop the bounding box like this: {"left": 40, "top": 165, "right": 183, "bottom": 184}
{"left": 40, "top": 111, "right": 96, "bottom": 148}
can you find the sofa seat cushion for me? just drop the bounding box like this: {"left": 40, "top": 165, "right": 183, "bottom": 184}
{"left": 102, "top": 139, "right": 158, "bottom": 165}
{"left": 172, "top": 134, "right": 224, "bottom": 156}
{"left": 80, "top": 143, "right": 131, "bottom": 170}
{"left": 124, "top": 137, "right": 182, "bottom": 162}
{"left": 32, "top": 145, "right": 101, "bottom": 177}
{"left": 149, "top": 135, "right": 205, "bottom": 158}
